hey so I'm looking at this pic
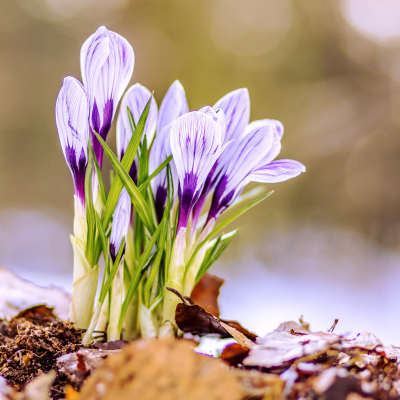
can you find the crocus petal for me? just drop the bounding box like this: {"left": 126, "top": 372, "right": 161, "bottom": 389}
{"left": 247, "top": 159, "right": 306, "bottom": 183}
{"left": 55, "top": 76, "right": 89, "bottom": 204}
{"left": 117, "top": 83, "right": 158, "bottom": 160}
{"left": 170, "top": 111, "right": 225, "bottom": 231}
{"left": 213, "top": 88, "right": 250, "bottom": 143}
{"left": 246, "top": 118, "right": 284, "bottom": 139}
{"left": 207, "top": 124, "right": 275, "bottom": 221}
{"left": 157, "top": 80, "right": 188, "bottom": 133}
{"left": 198, "top": 106, "right": 227, "bottom": 143}
{"left": 81, "top": 26, "right": 134, "bottom": 166}
{"left": 109, "top": 188, "right": 131, "bottom": 262}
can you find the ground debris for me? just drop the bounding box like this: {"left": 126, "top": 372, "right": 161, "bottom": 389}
{"left": 240, "top": 319, "right": 400, "bottom": 400}
{"left": 78, "top": 338, "right": 244, "bottom": 400}
{"left": 0, "top": 306, "right": 82, "bottom": 399}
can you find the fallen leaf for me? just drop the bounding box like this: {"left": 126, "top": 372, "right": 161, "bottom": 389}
{"left": 244, "top": 330, "right": 341, "bottom": 368}
{"left": 169, "top": 287, "right": 257, "bottom": 342}
{"left": 221, "top": 344, "right": 249, "bottom": 366}
{"left": 190, "top": 274, "right": 224, "bottom": 317}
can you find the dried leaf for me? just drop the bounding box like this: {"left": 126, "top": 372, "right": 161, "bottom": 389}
{"left": 220, "top": 321, "right": 254, "bottom": 349}
{"left": 190, "top": 274, "right": 224, "bottom": 317}
{"left": 244, "top": 330, "right": 341, "bottom": 368}
{"left": 221, "top": 344, "right": 249, "bottom": 366}
{"left": 169, "top": 287, "right": 257, "bottom": 343}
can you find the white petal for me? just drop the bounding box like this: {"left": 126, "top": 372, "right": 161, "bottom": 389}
{"left": 170, "top": 111, "right": 224, "bottom": 195}
{"left": 55, "top": 76, "right": 89, "bottom": 168}
{"left": 246, "top": 118, "right": 284, "bottom": 139}
{"left": 248, "top": 159, "right": 306, "bottom": 183}
{"left": 213, "top": 88, "right": 250, "bottom": 142}
{"left": 116, "top": 83, "right": 158, "bottom": 160}
{"left": 157, "top": 80, "right": 188, "bottom": 133}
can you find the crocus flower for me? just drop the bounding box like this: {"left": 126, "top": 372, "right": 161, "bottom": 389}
{"left": 117, "top": 83, "right": 158, "bottom": 183}
{"left": 55, "top": 76, "right": 89, "bottom": 205}
{"left": 191, "top": 88, "right": 249, "bottom": 232}
{"left": 206, "top": 123, "right": 305, "bottom": 224}
{"left": 109, "top": 188, "right": 131, "bottom": 262}
{"left": 81, "top": 26, "right": 134, "bottom": 169}
{"left": 148, "top": 80, "right": 189, "bottom": 222}
{"left": 170, "top": 111, "right": 226, "bottom": 234}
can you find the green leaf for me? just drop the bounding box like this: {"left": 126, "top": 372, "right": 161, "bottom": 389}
{"left": 195, "top": 186, "right": 265, "bottom": 232}
{"left": 94, "top": 211, "right": 110, "bottom": 276}
{"left": 118, "top": 220, "right": 164, "bottom": 331}
{"left": 196, "top": 229, "right": 239, "bottom": 281}
{"left": 138, "top": 155, "right": 173, "bottom": 194}
{"left": 95, "top": 131, "right": 155, "bottom": 235}
{"left": 84, "top": 153, "right": 97, "bottom": 267}
{"left": 101, "top": 97, "right": 152, "bottom": 231}
{"left": 185, "top": 191, "right": 273, "bottom": 275}
{"left": 143, "top": 213, "right": 168, "bottom": 307}
{"left": 88, "top": 142, "right": 107, "bottom": 205}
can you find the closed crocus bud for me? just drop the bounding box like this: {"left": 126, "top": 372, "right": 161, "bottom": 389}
{"left": 117, "top": 83, "right": 158, "bottom": 183}
{"left": 55, "top": 76, "right": 89, "bottom": 244}
{"left": 55, "top": 76, "right": 89, "bottom": 204}
{"left": 81, "top": 26, "right": 134, "bottom": 168}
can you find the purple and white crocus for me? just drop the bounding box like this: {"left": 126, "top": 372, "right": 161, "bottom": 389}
{"left": 148, "top": 80, "right": 189, "bottom": 222}
{"left": 191, "top": 88, "right": 249, "bottom": 232}
{"left": 117, "top": 83, "right": 158, "bottom": 183}
{"left": 81, "top": 26, "right": 134, "bottom": 169}
{"left": 55, "top": 76, "right": 90, "bottom": 244}
{"left": 206, "top": 122, "right": 305, "bottom": 225}
{"left": 55, "top": 76, "right": 89, "bottom": 205}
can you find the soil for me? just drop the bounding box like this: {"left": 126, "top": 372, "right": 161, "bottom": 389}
{"left": 0, "top": 305, "right": 82, "bottom": 399}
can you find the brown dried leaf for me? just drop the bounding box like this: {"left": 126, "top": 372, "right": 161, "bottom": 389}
{"left": 221, "top": 344, "right": 249, "bottom": 367}
{"left": 190, "top": 274, "right": 224, "bottom": 317}
{"left": 169, "top": 288, "right": 257, "bottom": 343}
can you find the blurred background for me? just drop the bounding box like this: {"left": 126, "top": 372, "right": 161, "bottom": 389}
{"left": 1, "top": 0, "right": 400, "bottom": 343}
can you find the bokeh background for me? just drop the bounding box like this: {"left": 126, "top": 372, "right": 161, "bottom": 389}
{"left": 1, "top": 0, "right": 400, "bottom": 343}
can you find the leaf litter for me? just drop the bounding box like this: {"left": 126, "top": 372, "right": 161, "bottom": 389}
{"left": 1, "top": 273, "right": 400, "bottom": 400}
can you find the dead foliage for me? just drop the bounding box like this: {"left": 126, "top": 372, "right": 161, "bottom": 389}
{"left": 168, "top": 287, "right": 257, "bottom": 341}
{"left": 190, "top": 273, "right": 224, "bottom": 317}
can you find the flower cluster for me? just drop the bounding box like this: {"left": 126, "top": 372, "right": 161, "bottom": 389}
{"left": 55, "top": 26, "right": 305, "bottom": 342}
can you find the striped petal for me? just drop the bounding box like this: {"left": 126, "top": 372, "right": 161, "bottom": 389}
{"left": 170, "top": 111, "right": 225, "bottom": 231}
{"left": 213, "top": 88, "right": 250, "bottom": 143}
{"left": 246, "top": 118, "right": 284, "bottom": 139}
{"left": 248, "top": 159, "right": 306, "bottom": 183}
{"left": 157, "top": 80, "right": 189, "bottom": 133}
{"left": 55, "top": 76, "right": 89, "bottom": 204}
{"left": 207, "top": 124, "right": 275, "bottom": 220}
{"left": 117, "top": 83, "right": 158, "bottom": 160}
